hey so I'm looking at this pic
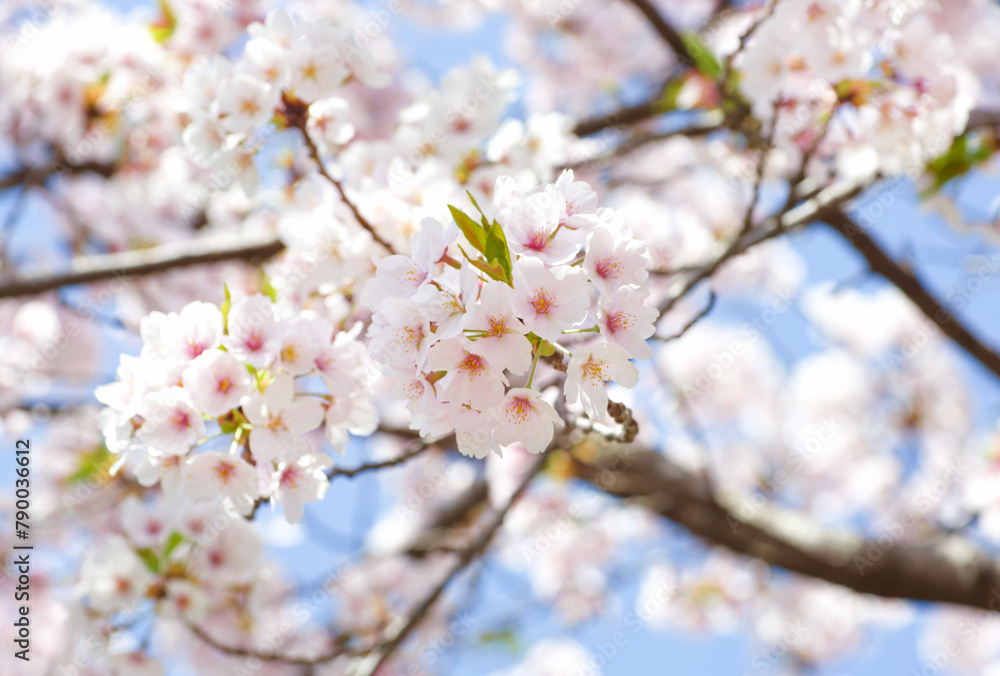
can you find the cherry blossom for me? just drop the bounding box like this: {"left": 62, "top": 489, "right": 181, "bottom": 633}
{"left": 511, "top": 256, "right": 590, "bottom": 342}
{"left": 492, "top": 388, "right": 563, "bottom": 454}
{"left": 463, "top": 281, "right": 533, "bottom": 375}
{"left": 565, "top": 342, "right": 640, "bottom": 421}
{"left": 269, "top": 452, "right": 334, "bottom": 523}
{"left": 597, "top": 286, "right": 658, "bottom": 360}
{"left": 243, "top": 374, "right": 326, "bottom": 466}
{"left": 181, "top": 349, "right": 252, "bottom": 417}
{"left": 184, "top": 451, "right": 259, "bottom": 516}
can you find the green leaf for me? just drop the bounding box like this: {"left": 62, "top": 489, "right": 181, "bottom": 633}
{"left": 680, "top": 32, "right": 720, "bottom": 78}
{"left": 163, "top": 531, "right": 185, "bottom": 559}
{"left": 923, "top": 133, "right": 995, "bottom": 195}
{"left": 149, "top": 0, "right": 177, "bottom": 44}
{"left": 67, "top": 445, "right": 114, "bottom": 484}
{"left": 537, "top": 340, "right": 556, "bottom": 357}
{"left": 261, "top": 274, "right": 278, "bottom": 302}
{"left": 478, "top": 629, "right": 521, "bottom": 653}
{"left": 221, "top": 284, "right": 232, "bottom": 334}
{"left": 484, "top": 219, "right": 512, "bottom": 284}
{"left": 136, "top": 548, "right": 160, "bottom": 574}
{"left": 449, "top": 205, "right": 487, "bottom": 255}
{"left": 466, "top": 190, "right": 487, "bottom": 220}
{"left": 469, "top": 257, "right": 507, "bottom": 282}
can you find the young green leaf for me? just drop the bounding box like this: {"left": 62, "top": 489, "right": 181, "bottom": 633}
{"left": 680, "top": 32, "right": 721, "bottom": 78}
{"left": 449, "top": 205, "right": 488, "bottom": 254}
{"left": 485, "top": 219, "right": 513, "bottom": 284}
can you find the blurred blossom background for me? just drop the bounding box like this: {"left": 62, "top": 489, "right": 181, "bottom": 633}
{"left": 3, "top": 0, "right": 1000, "bottom": 675}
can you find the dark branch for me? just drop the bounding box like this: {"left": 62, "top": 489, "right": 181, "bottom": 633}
{"left": 622, "top": 0, "right": 697, "bottom": 66}
{"left": 0, "top": 232, "right": 284, "bottom": 299}
{"left": 824, "top": 209, "right": 1000, "bottom": 382}
{"left": 577, "top": 447, "right": 1000, "bottom": 612}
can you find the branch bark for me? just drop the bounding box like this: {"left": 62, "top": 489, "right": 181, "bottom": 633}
{"left": 621, "top": 0, "right": 696, "bottom": 66}
{"left": 0, "top": 232, "right": 284, "bottom": 299}
{"left": 824, "top": 209, "right": 1000, "bottom": 382}
{"left": 577, "top": 447, "right": 1000, "bottom": 611}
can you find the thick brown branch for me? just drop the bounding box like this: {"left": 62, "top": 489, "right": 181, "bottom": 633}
{"left": 573, "top": 97, "right": 666, "bottom": 137}
{"left": 0, "top": 157, "right": 117, "bottom": 192}
{"left": 0, "top": 232, "right": 285, "bottom": 299}
{"left": 577, "top": 447, "right": 1000, "bottom": 611}
{"left": 825, "top": 209, "right": 1000, "bottom": 382}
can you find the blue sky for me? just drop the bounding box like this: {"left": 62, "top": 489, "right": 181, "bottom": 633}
{"left": 4, "top": 1, "right": 1000, "bottom": 674}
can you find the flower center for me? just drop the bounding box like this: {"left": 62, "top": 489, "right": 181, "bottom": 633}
{"left": 595, "top": 256, "right": 622, "bottom": 281}
{"left": 246, "top": 330, "right": 264, "bottom": 352}
{"left": 170, "top": 409, "right": 191, "bottom": 430}
{"left": 214, "top": 460, "right": 236, "bottom": 484}
{"left": 504, "top": 396, "right": 533, "bottom": 424}
{"left": 531, "top": 290, "right": 554, "bottom": 316}
{"left": 605, "top": 311, "right": 634, "bottom": 335}
{"left": 458, "top": 353, "right": 485, "bottom": 377}
{"left": 486, "top": 315, "right": 510, "bottom": 338}
{"left": 526, "top": 230, "right": 548, "bottom": 252}
{"left": 583, "top": 358, "right": 607, "bottom": 383}
{"left": 280, "top": 465, "right": 300, "bottom": 489}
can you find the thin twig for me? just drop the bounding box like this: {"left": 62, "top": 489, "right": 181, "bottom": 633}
{"left": 656, "top": 291, "right": 716, "bottom": 341}
{"left": 622, "top": 0, "right": 697, "bottom": 66}
{"left": 326, "top": 443, "right": 432, "bottom": 480}
{"left": 657, "top": 178, "right": 868, "bottom": 316}
{"left": 293, "top": 123, "right": 396, "bottom": 254}
{"left": 351, "top": 451, "right": 550, "bottom": 676}
{"left": 186, "top": 620, "right": 356, "bottom": 665}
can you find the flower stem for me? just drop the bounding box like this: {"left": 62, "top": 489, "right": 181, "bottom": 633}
{"left": 526, "top": 346, "right": 542, "bottom": 389}
{"left": 561, "top": 326, "right": 600, "bottom": 334}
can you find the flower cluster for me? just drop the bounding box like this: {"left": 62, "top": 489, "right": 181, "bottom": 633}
{"left": 361, "top": 170, "right": 655, "bottom": 458}
{"left": 181, "top": 9, "right": 387, "bottom": 193}
{"left": 96, "top": 293, "right": 376, "bottom": 522}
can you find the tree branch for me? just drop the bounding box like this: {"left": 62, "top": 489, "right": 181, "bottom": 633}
{"left": 824, "top": 209, "right": 1000, "bottom": 382}
{"left": 621, "top": 0, "right": 696, "bottom": 66}
{"left": 573, "top": 96, "right": 668, "bottom": 137}
{"left": 351, "top": 451, "right": 550, "bottom": 676}
{"left": 576, "top": 447, "right": 1000, "bottom": 611}
{"left": 0, "top": 232, "right": 284, "bottom": 299}
{"left": 657, "top": 178, "right": 867, "bottom": 316}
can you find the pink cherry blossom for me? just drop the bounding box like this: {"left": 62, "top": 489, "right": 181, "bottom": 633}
{"left": 427, "top": 337, "right": 509, "bottom": 410}
{"left": 463, "top": 281, "right": 533, "bottom": 375}
{"left": 244, "top": 374, "right": 325, "bottom": 466}
{"left": 511, "top": 256, "right": 590, "bottom": 342}
{"left": 597, "top": 286, "right": 658, "bottom": 360}
{"left": 584, "top": 225, "right": 651, "bottom": 296}
{"left": 184, "top": 451, "right": 259, "bottom": 516}
{"left": 181, "top": 349, "right": 252, "bottom": 417}
{"left": 565, "top": 342, "right": 639, "bottom": 421}
{"left": 223, "top": 294, "right": 284, "bottom": 369}
{"left": 492, "top": 388, "right": 562, "bottom": 454}
{"left": 269, "top": 453, "right": 334, "bottom": 523}
{"left": 136, "top": 387, "right": 206, "bottom": 456}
